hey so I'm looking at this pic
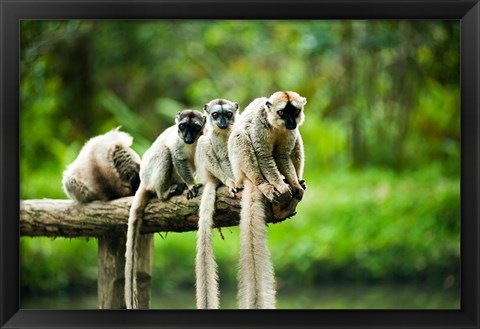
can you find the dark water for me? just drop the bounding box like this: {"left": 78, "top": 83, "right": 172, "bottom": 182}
{"left": 21, "top": 283, "right": 459, "bottom": 309}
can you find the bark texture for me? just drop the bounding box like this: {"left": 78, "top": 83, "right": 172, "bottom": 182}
{"left": 20, "top": 186, "right": 292, "bottom": 238}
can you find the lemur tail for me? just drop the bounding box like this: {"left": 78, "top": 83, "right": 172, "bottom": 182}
{"left": 195, "top": 182, "right": 220, "bottom": 309}
{"left": 237, "top": 181, "right": 276, "bottom": 309}
{"left": 125, "top": 183, "right": 150, "bottom": 309}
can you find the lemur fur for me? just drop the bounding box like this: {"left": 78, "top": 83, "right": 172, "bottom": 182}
{"left": 228, "top": 91, "right": 307, "bottom": 309}
{"left": 62, "top": 128, "right": 140, "bottom": 203}
{"left": 195, "top": 99, "right": 239, "bottom": 309}
{"left": 125, "top": 110, "right": 205, "bottom": 309}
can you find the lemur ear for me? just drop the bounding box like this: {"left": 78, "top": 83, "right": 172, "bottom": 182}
{"left": 204, "top": 104, "right": 210, "bottom": 113}
{"left": 301, "top": 97, "right": 307, "bottom": 106}
{"left": 265, "top": 100, "right": 273, "bottom": 109}
{"left": 234, "top": 102, "right": 239, "bottom": 110}
{"left": 175, "top": 111, "right": 181, "bottom": 123}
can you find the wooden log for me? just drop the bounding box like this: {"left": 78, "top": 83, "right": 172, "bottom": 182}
{"left": 20, "top": 186, "right": 294, "bottom": 238}
{"left": 98, "top": 234, "right": 153, "bottom": 309}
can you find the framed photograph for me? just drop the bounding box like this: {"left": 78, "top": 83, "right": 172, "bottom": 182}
{"left": 1, "top": 0, "right": 479, "bottom": 328}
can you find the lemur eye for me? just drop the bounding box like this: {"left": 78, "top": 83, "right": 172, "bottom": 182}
{"left": 295, "top": 109, "right": 301, "bottom": 115}
{"left": 226, "top": 112, "right": 233, "bottom": 118}
{"left": 278, "top": 110, "right": 284, "bottom": 116}
{"left": 212, "top": 112, "right": 219, "bottom": 119}
{"left": 195, "top": 124, "right": 202, "bottom": 131}
{"left": 179, "top": 123, "right": 185, "bottom": 130}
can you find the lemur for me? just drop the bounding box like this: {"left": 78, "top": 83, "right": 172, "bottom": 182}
{"left": 228, "top": 91, "right": 307, "bottom": 309}
{"left": 194, "top": 99, "right": 239, "bottom": 309}
{"left": 125, "top": 110, "right": 205, "bottom": 309}
{"left": 62, "top": 128, "right": 141, "bottom": 203}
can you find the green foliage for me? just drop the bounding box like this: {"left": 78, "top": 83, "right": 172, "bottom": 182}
{"left": 20, "top": 237, "right": 98, "bottom": 295}
{"left": 20, "top": 167, "right": 460, "bottom": 300}
{"left": 19, "top": 20, "right": 460, "bottom": 308}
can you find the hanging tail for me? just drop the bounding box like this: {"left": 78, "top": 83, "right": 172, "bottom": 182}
{"left": 125, "top": 184, "right": 150, "bottom": 309}
{"left": 237, "top": 181, "right": 276, "bottom": 309}
{"left": 195, "top": 182, "right": 220, "bottom": 309}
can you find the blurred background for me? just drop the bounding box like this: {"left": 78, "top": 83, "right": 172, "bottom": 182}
{"left": 20, "top": 20, "right": 460, "bottom": 309}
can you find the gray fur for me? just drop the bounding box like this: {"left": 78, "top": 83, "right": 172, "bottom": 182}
{"left": 228, "top": 91, "right": 307, "bottom": 309}
{"left": 125, "top": 110, "right": 205, "bottom": 309}
{"left": 195, "top": 99, "right": 238, "bottom": 309}
{"left": 62, "top": 128, "right": 141, "bottom": 203}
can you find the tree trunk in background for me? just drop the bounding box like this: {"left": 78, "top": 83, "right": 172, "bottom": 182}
{"left": 56, "top": 25, "right": 96, "bottom": 136}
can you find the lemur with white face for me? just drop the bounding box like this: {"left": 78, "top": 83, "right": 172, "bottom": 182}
{"left": 194, "top": 99, "right": 239, "bottom": 309}
{"left": 125, "top": 110, "right": 205, "bottom": 309}
{"left": 62, "top": 128, "right": 141, "bottom": 203}
{"left": 228, "top": 91, "right": 307, "bottom": 309}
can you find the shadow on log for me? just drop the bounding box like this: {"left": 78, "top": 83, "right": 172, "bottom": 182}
{"left": 20, "top": 186, "right": 295, "bottom": 238}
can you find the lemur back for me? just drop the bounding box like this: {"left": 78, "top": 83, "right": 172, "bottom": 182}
{"left": 62, "top": 128, "right": 140, "bottom": 203}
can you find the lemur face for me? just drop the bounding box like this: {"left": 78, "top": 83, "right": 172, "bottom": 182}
{"left": 176, "top": 110, "right": 206, "bottom": 144}
{"left": 204, "top": 99, "right": 239, "bottom": 130}
{"left": 266, "top": 91, "right": 307, "bottom": 130}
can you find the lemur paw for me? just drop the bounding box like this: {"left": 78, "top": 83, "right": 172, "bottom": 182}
{"left": 282, "top": 179, "right": 306, "bottom": 200}
{"left": 299, "top": 179, "right": 307, "bottom": 190}
{"left": 187, "top": 183, "right": 202, "bottom": 199}
{"left": 272, "top": 196, "right": 300, "bottom": 221}
{"left": 292, "top": 185, "right": 304, "bottom": 200}
{"left": 235, "top": 181, "right": 244, "bottom": 191}
{"left": 275, "top": 183, "right": 293, "bottom": 205}
{"left": 171, "top": 183, "right": 187, "bottom": 196}
{"left": 258, "top": 183, "right": 278, "bottom": 202}
{"left": 225, "top": 179, "right": 237, "bottom": 198}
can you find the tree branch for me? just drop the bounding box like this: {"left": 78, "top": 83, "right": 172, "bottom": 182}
{"left": 20, "top": 186, "right": 292, "bottom": 238}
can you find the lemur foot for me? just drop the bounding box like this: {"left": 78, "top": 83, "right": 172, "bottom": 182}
{"left": 226, "top": 178, "right": 238, "bottom": 198}
{"left": 171, "top": 183, "right": 187, "bottom": 195}
{"left": 272, "top": 197, "right": 300, "bottom": 221}
{"left": 275, "top": 183, "right": 293, "bottom": 206}
{"left": 187, "top": 183, "right": 202, "bottom": 199}
{"left": 299, "top": 179, "right": 307, "bottom": 190}
{"left": 292, "top": 185, "right": 304, "bottom": 200}
{"left": 258, "top": 183, "right": 282, "bottom": 204}
{"left": 272, "top": 180, "right": 305, "bottom": 220}
{"left": 235, "top": 181, "right": 244, "bottom": 191}
{"left": 163, "top": 183, "right": 187, "bottom": 199}
{"left": 283, "top": 179, "right": 307, "bottom": 200}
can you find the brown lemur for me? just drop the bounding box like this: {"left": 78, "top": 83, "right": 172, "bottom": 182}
{"left": 62, "top": 128, "right": 141, "bottom": 203}
{"left": 125, "top": 110, "right": 205, "bottom": 309}
{"left": 194, "top": 99, "right": 239, "bottom": 309}
{"left": 228, "top": 91, "right": 307, "bottom": 309}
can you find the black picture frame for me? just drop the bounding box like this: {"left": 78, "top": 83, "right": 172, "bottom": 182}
{"left": 1, "top": 0, "right": 479, "bottom": 328}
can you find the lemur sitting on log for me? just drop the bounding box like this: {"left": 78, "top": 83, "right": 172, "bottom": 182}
{"left": 194, "top": 98, "right": 239, "bottom": 309}
{"left": 125, "top": 110, "right": 206, "bottom": 309}
{"left": 228, "top": 91, "right": 307, "bottom": 309}
{"left": 62, "top": 128, "right": 141, "bottom": 203}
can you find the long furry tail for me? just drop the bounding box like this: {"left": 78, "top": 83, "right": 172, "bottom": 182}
{"left": 125, "top": 184, "right": 150, "bottom": 309}
{"left": 195, "top": 182, "right": 220, "bottom": 309}
{"left": 237, "top": 181, "right": 276, "bottom": 309}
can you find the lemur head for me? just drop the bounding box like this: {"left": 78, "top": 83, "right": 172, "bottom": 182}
{"left": 176, "top": 110, "right": 206, "bottom": 144}
{"left": 204, "top": 99, "right": 239, "bottom": 130}
{"left": 265, "top": 91, "right": 307, "bottom": 130}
